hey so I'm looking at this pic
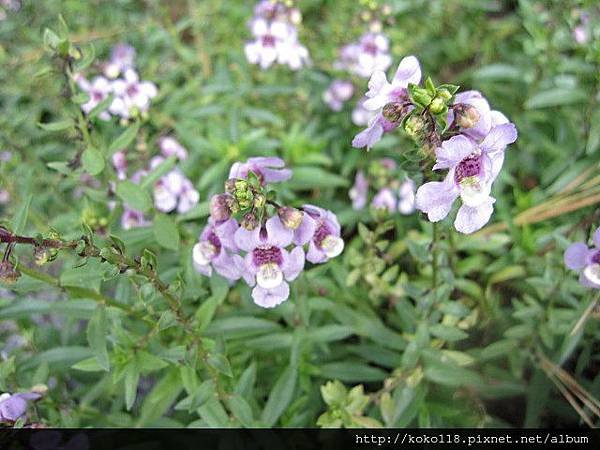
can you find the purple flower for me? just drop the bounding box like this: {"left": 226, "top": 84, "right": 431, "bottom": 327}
{"left": 415, "top": 123, "right": 518, "bottom": 233}
{"left": 398, "top": 178, "right": 416, "bottom": 215}
{"left": 302, "top": 205, "right": 344, "bottom": 264}
{"left": 120, "top": 207, "right": 149, "bottom": 230}
{"left": 349, "top": 170, "right": 369, "bottom": 210}
{"left": 336, "top": 33, "right": 392, "bottom": 78}
{"left": 193, "top": 219, "right": 240, "bottom": 280}
{"left": 233, "top": 217, "right": 305, "bottom": 308}
{"left": 158, "top": 136, "right": 188, "bottom": 160}
{"left": 229, "top": 157, "right": 292, "bottom": 185}
{"left": 109, "top": 69, "right": 158, "bottom": 119}
{"left": 564, "top": 227, "right": 600, "bottom": 289}
{"left": 104, "top": 43, "right": 136, "bottom": 79}
{"left": 153, "top": 169, "right": 199, "bottom": 214}
{"left": 245, "top": 18, "right": 290, "bottom": 69}
{"left": 323, "top": 80, "right": 354, "bottom": 111}
{"left": 75, "top": 75, "right": 112, "bottom": 121}
{"left": 0, "top": 391, "right": 41, "bottom": 423}
{"left": 112, "top": 151, "right": 128, "bottom": 180}
{"left": 352, "top": 56, "right": 421, "bottom": 149}
{"left": 372, "top": 188, "right": 397, "bottom": 212}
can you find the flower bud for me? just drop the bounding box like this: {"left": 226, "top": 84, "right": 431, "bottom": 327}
{"left": 0, "top": 260, "right": 21, "bottom": 284}
{"left": 224, "top": 179, "right": 237, "bottom": 194}
{"left": 33, "top": 246, "right": 50, "bottom": 266}
{"left": 436, "top": 88, "right": 452, "bottom": 101}
{"left": 210, "top": 194, "right": 232, "bottom": 222}
{"left": 278, "top": 207, "right": 303, "bottom": 230}
{"left": 429, "top": 97, "right": 446, "bottom": 115}
{"left": 253, "top": 193, "right": 266, "bottom": 209}
{"left": 382, "top": 102, "right": 408, "bottom": 123}
{"left": 404, "top": 115, "right": 427, "bottom": 141}
{"left": 410, "top": 88, "right": 433, "bottom": 108}
{"left": 241, "top": 212, "right": 259, "bottom": 230}
{"left": 454, "top": 103, "right": 480, "bottom": 129}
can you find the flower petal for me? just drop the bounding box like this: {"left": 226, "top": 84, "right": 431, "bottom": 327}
{"left": 594, "top": 227, "right": 600, "bottom": 248}
{"left": 454, "top": 199, "right": 495, "bottom": 234}
{"left": 294, "top": 213, "right": 317, "bottom": 245}
{"left": 481, "top": 123, "right": 518, "bottom": 155}
{"left": 234, "top": 225, "right": 262, "bottom": 252}
{"left": 433, "top": 135, "right": 476, "bottom": 170}
{"left": 564, "top": 242, "right": 590, "bottom": 270}
{"left": 252, "top": 283, "right": 290, "bottom": 308}
{"left": 392, "top": 55, "right": 421, "bottom": 87}
{"left": 266, "top": 216, "right": 293, "bottom": 248}
{"left": 352, "top": 119, "right": 383, "bottom": 149}
{"left": 415, "top": 178, "right": 458, "bottom": 222}
{"left": 283, "top": 246, "right": 305, "bottom": 281}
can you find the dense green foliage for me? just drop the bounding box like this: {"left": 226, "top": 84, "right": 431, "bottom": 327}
{"left": 0, "top": 0, "right": 599, "bottom": 428}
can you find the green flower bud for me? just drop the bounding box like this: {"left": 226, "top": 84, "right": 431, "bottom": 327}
{"left": 429, "top": 97, "right": 446, "bottom": 115}
{"left": 410, "top": 88, "right": 433, "bottom": 107}
{"left": 404, "top": 114, "right": 427, "bottom": 141}
{"left": 253, "top": 193, "right": 266, "bottom": 209}
{"left": 436, "top": 88, "right": 452, "bottom": 101}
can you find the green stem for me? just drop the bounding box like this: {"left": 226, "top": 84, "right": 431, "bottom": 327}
{"left": 431, "top": 222, "right": 439, "bottom": 291}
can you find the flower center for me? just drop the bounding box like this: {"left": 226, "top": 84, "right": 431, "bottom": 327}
{"left": 193, "top": 235, "right": 220, "bottom": 266}
{"left": 454, "top": 153, "right": 482, "bottom": 184}
{"left": 126, "top": 84, "right": 139, "bottom": 97}
{"left": 256, "top": 263, "right": 284, "bottom": 289}
{"left": 252, "top": 245, "right": 283, "bottom": 267}
{"left": 92, "top": 91, "right": 104, "bottom": 101}
{"left": 262, "top": 34, "right": 276, "bottom": 47}
{"left": 363, "top": 42, "right": 378, "bottom": 55}
{"left": 591, "top": 250, "right": 600, "bottom": 265}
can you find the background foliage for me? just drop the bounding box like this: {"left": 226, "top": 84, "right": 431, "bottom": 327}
{"left": 0, "top": 0, "right": 599, "bottom": 428}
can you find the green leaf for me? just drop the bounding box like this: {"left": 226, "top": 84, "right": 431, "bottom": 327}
{"left": 72, "top": 357, "right": 105, "bottom": 372}
{"left": 81, "top": 147, "right": 105, "bottom": 176}
{"left": 153, "top": 214, "right": 180, "bottom": 250}
{"left": 260, "top": 365, "right": 297, "bottom": 426}
{"left": 37, "top": 119, "right": 73, "bottom": 131}
{"left": 288, "top": 166, "right": 349, "bottom": 189}
{"left": 108, "top": 122, "right": 140, "bottom": 156}
{"left": 116, "top": 180, "right": 152, "bottom": 212}
{"left": 124, "top": 360, "right": 140, "bottom": 410}
{"left": 136, "top": 351, "right": 168, "bottom": 373}
{"left": 586, "top": 108, "right": 600, "bottom": 154}
{"left": 206, "top": 353, "right": 233, "bottom": 377}
{"left": 430, "top": 324, "right": 469, "bottom": 342}
{"left": 13, "top": 194, "right": 32, "bottom": 234}
{"left": 86, "top": 305, "right": 109, "bottom": 371}
{"left": 227, "top": 394, "right": 254, "bottom": 427}
{"left": 524, "top": 88, "right": 588, "bottom": 109}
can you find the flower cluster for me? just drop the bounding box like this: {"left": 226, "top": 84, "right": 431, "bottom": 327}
{"left": 353, "top": 55, "right": 518, "bottom": 233}
{"left": 75, "top": 43, "right": 157, "bottom": 121}
{"left": 0, "top": 391, "right": 41, "bottom": 424}
{"left": 349, "top": 158, "right": 415, "bottom": 215}
{"left": 244, "top": 0, "right": 309, "bottom": 70}
{"left": 564, "top": 227, "right": 600, "bottom": 289}
{"left": 335, "top": 33, "right": 392, "bottom": 79}
{"left": 193, "top": 157, "right": 344, "bottom": 308}
{"left": 113, "top": 136, "right": 199, "bottom": 229}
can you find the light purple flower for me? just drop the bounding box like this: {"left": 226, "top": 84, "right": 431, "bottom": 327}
{"left": 75, "top": 75, "right": 112, "bottom": 121}
{"left": 277, "top": 31, "right": 310, "bottom": 70}
{"left": 372, "top": 188, "right": 397, "bottom": 212}
{"left": 153, "top": 169, "right": 199, "bottom": 214}
{"left": 323, "top": 80, "right": 354, "bottom": 111}
{"left": 336, "top": 33, "right": 392, "bottom": 78}
{"left": 193, "top": 218, "right": 241, "bottom": 280}
{"left": 109, "top": 69, "right": 158, "bottom": 119}
{"left": 245, "top": 19, "right": 290, "bottom": 69}
{"left": 104, "top": 43, "right": 136, "bottom": 79}
{"left": 120, "top": 207, "right": 149, "bottom": 230}
{"left": 302, "top": 205, "right": 344, "bottom": 264}
{"left": 0, "top": 391, "right": 41, "bottom": 423}
{"left": 233, "top": 217, "right": 305, "bottom": 308}
{"left": 415, "top": 123, "right": 518, "bottom": 233}
{"left": 229, "top": 157, "right": 292, "bottom": 185}
{"left": 564, "top": 227, "right": 600, "bottom": 289}
{"left": 158, "top": 136, "right": 188, "bottom": 160}
{"left": 352, "top": 56, "right": 421, "bottom": 149}
{"left": 349, "top": 170, "right": 369, "bottom": 210}
{"left": 112, "top": 151, "right": 128, "bottom": 180}
{"left": 398, "top": 178, "right": 416, "bottom": 215}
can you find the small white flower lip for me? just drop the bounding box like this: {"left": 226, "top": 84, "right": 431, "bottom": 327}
{"left": 321, "top": 236, "right": 344, "bottom": 258}
{"left": 193, "top": 242, "right": 216, "bottom": 266}
{"left": 583, "top": 264, "right": 600, "bottom": 286}
{"left": 256, "top": 263, "right": 284, "bottom": 289}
